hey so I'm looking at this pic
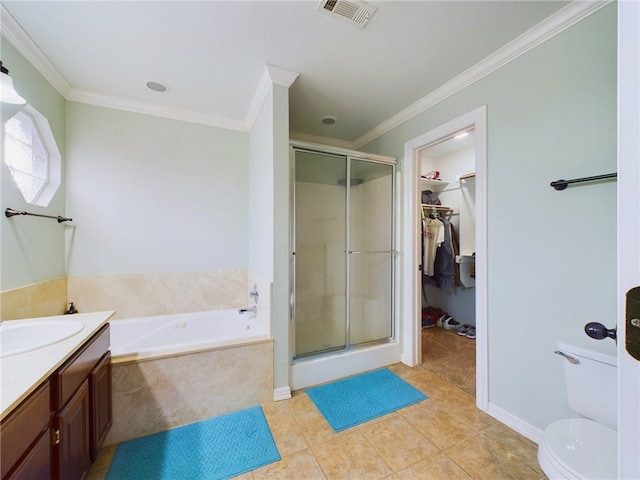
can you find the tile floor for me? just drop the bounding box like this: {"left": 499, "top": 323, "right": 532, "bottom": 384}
{"left": 89, "top": 362, "right": 546, "bottom": 480}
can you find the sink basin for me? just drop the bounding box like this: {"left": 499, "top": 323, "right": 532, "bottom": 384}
{"left": 0, "top": 320, "right": 84, "bottom": 358}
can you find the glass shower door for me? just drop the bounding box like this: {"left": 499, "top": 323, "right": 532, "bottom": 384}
{"left": 293, "top": 150, "right": 347, "bottom": 358}
{"left": 347, "top": 158, "right": 395, "bottom": 345}
{"left": 292, "top": 149, "right": 395, "bottom": 359}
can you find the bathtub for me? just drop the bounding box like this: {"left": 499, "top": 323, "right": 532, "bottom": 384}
{"left": 105, "top": 309, "right": 274, "bottom": 445}
{"left": 110, "top": 308, "right": 268, "bottom": 362}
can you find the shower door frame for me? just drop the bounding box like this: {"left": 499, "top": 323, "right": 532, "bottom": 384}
{"left": 290, "top": 142, "right": 398, "bottom": 362}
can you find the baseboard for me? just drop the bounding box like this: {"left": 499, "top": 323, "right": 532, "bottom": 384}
{"left": 487, "top": 402, "right": 544, "bottom": 445}
{"left": 273, "top": 386, "right": 292, "bottom": 401}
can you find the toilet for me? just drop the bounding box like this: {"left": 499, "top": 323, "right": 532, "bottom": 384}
{"left": 537, "top": 337, "right": 618, "bottom": 479}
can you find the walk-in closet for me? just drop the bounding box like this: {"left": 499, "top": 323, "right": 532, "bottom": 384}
{"left": 419, "top": 129, "right": 477, "bottom": 396}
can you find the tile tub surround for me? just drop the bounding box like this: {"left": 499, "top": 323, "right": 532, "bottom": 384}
{"left": 67, "top": 269, "right": 248, "bottom": 319}
{"left": 89, "top": 363, "right": 544, "bottom": 480}
{"left": 105, "top": 339, "right": 274, "bottom": 445}
{"left": 0, "top": 276, "right": 68, "bottom": 320}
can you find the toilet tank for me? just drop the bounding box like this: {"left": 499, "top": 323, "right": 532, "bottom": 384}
{"left": 558, "top": 337, "right": 617, "bottom": 431}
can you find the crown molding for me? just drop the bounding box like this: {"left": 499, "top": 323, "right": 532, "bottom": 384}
{"left": 245, "top": 64, "right": 299, "bottom": 130}
{"left": 265, "top": 64, "right": 299, "bottom": 88}
{"left": 352, "top": 0, "right": 612, "bottom": 149}
{"left": 67, "top": 89, "right": 248, "bottom": 131}
{"left": 0, "top": 4, "right": 71, "bottom": 97}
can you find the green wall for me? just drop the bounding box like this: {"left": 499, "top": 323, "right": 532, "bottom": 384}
{"left": 65, "top": 102, "right": 250, "bottom": 275}
{"left": 1, "top": 36, "right": 67, "bottom": 291}
{"left": 362, "top": 4, "right": 617, "bottom": 432}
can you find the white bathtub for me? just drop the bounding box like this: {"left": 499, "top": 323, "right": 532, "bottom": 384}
{"left": 110, "top": 308, "right": 268, "bottom": 362}
{"left": 105, "top": 308, "right": 274, "bottom": 445}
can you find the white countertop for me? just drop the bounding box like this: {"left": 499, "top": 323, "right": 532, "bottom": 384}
{"left": 1, "top": 310, "right": 114, "bottom": 420}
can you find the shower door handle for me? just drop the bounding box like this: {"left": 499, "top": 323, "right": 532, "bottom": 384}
{"left": 347, "top": 250, "right": 398, "bottom": 254}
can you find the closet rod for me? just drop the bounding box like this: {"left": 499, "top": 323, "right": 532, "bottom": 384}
{"left": 5, "top": 207, "right": 72, "bottom": 223}
{"left": 550, "top": 173, "right": 617, "bottom": 191}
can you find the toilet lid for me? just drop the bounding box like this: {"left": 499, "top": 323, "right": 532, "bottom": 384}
{"left": 543, "top": 418, "right": 617, "bottom": 479}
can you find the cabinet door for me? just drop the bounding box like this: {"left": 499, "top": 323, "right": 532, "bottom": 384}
{"left": 6, "top": 430, "right": 51, "bottom": 480}
{"left": 0, "top": 382, "right": 51, "bottom": 480}
{"left": 89, "top": 352, "right": 112, "bottom": 462}
{"left": 54, "top": 380, "right": 90, "bottom": 480}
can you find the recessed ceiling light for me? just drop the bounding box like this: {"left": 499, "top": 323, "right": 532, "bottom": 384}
{"left": 146, "top": 81, "right": 167, "bottom": 92}
{"left": 321, "top": 115, "right": 337, "bottom": 125}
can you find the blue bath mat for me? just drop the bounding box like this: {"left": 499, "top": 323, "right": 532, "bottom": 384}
{"left": 106, "top": 406, "right": 280, "bottom": 480}
{"left": 306, "top": 368, "right": 428, "bottom": 432}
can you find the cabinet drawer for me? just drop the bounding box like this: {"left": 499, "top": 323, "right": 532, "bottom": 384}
{"left": 51, "top": 325, "right": 110, "bottom": 410}
{"left": 0, "top": 382, "right": 50, "bottom": 479}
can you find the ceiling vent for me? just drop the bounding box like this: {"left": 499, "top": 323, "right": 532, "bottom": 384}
{"left": 317, "top": 0, "right": 377, "bottom": 28}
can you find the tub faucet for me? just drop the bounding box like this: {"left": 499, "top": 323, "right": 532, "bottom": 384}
{"left": 239, "top": 306, "right": 257, "bottom": 314}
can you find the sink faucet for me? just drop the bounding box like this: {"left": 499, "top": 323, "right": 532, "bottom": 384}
{"left": 238, "top": 306, "right": 257, "bottom": 314}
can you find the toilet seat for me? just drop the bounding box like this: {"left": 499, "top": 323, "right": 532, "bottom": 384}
{"left": 538, "top": 418, "right": 617, "bottom": 479}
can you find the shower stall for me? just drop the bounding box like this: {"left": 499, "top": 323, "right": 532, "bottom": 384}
{"left": 290, "top": 144, "right": 400, "bottom": 387}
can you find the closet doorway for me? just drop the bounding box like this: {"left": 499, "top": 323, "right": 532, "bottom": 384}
{"left": 420, "top": 131, "right": 477, "bottom": 396}
{"left": 402, "top": 106, "right": 487, "bottom": 410}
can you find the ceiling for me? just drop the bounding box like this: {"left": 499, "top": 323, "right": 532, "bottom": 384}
{"left": 1, "top": 1, "right": 571, "bottom": 147}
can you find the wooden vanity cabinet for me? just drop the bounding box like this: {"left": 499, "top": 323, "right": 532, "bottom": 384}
{"left": 1, "top": 323, "right": 112, "bottom": 480}
{"left": 0, "top": 382, "right": 51, "bottom": 480}
{"left": 51, "top": 324, "right": 111, "bottom": 480}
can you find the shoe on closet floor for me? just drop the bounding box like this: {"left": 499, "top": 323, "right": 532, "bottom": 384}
{"left": 465, "top": 327, "right": 476, "bottom": 339}
{"left": 457, "top": 324, "right": 471, "bottom": 336}
{"left": 422, "top": 313, "right": 438, "bottom": 329}
{"left": 440, "top": 315, "right": 459, "bottom": 330}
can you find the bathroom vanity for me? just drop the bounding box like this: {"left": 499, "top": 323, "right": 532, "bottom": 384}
{"left": 0, "top": 311, "right": 114, "bottom": 480}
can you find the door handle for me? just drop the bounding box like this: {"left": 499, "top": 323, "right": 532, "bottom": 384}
{"left": 584, "top": 322, "right": 617, "bottom": 342}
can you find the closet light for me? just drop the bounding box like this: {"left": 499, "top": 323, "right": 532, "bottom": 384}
{"left": 0, "top": 61, "right": 26, "bottom": 104}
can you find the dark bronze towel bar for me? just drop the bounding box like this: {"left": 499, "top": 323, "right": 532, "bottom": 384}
{"left": 5, "top": 207, "right": 72, "bottom": 223}
{"left": 550, "top": 173, "right": 617, "bottom": 191}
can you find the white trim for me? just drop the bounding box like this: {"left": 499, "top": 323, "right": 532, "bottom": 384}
{"left": 67, "top": 89, "right": 248, "bottom": 131}
{"left": 617, "top": 1, "right": 640, "bottom": 477}
{"left": 352, "top": 0, "right": 612, "bottom": 149}
{"left": 265, "top": 64, "right": 299, "bottom": 88}
{"left": 0, "top": 4, "right": 71, "bottom": 98}
{"left": 402, "top": 106, "right": 488, "bottom": 411}
{"left": 244, "top": 64, "right": 299, "bottom": 130}
{"left": 487, "top": 402, "right": 544, "bottom": 445}
{"left": 273, "top": 386, "right": 292, "bottom": 402}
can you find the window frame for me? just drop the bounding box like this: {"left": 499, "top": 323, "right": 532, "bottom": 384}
{"left": 3, "top": 105, "right": 61, "bottom": 207}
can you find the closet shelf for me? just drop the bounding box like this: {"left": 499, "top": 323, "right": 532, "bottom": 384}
{"left": 421, "top": 204, "right": 453, "bottom": 213}
{"left": 420, "top": 178, "right": 448, "bottom": 192}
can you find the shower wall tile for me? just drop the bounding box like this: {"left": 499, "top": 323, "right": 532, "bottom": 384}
{"left": 67, "top": 269, "right": 248, "bottom": 319}
{"left": 105, "top": 340, "right": 273, "bottom": 445}
{"left": 0, "top": 276, "right": 68, "bottom": 320}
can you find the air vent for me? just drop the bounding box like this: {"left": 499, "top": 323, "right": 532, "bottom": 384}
{"left": 317, "top": 0, "right": 377, "bottom": 28}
